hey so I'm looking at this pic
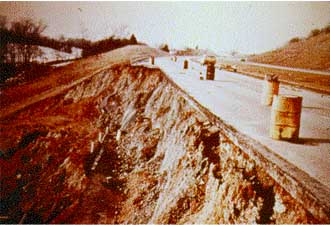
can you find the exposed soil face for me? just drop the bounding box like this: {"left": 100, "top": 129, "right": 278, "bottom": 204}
{"left": 0, "top": 56, "right": 325, "bottom": 223}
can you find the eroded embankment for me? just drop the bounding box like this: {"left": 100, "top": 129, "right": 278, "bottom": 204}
{"left": 0, "top": 64, "right": 327, "bottom": 223}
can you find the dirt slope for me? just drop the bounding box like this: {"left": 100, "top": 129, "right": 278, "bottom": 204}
{"left": 0, "top": 46, "right": 328, "bottom": 223}
{"left": 248, "top": 28, "right": 330, "bottom": 71}
{"left": 0, "top": 45, "right": 167, "bottom": 117}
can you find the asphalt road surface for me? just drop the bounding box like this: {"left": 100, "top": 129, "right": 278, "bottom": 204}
{"left": 221, "top": 56, "right": 330, "bottom": 76}
{"left": 155, "top": 56, "right": 330, "bottom": 188}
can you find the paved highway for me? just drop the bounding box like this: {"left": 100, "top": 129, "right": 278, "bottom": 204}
{"left": 220, "top": 56, "right": 330, "bottom": 76}
{"left": 154, "top": 56, "right": 330, "bottom": 188}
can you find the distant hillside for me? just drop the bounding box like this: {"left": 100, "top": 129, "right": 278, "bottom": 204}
{"left": 248, "top": 25, "right": 330, "bottom": 71}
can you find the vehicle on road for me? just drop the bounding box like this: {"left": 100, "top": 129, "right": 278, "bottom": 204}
{"left": 201, "top": 55, "right": 217, "bottom": 65}
{"left": 219, "top": 64, "right": 237, "bottom": 72}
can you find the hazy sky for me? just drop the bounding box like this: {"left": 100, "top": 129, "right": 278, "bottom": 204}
{"left": 1, "top": 1, "right": 329, "bottom": 54}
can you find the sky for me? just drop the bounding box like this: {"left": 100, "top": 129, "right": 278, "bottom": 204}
{"left": 1, "top": 1, "right": 329, "bottom": 54}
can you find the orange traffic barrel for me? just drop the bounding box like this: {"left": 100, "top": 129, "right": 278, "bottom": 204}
{"left": 206, "top": 64, "right": 215, "bottom": 80}
{"left": 270, "top": 95, "right": 303, "bottom": 141}
{"left": 261, "top": 74, "right": 279, "bottom": 106}
{"left": 183, "top": 60, "right": 188, "bottom": 69}
{"left": 150, "top": 56, "right": 155, "bottom": 65}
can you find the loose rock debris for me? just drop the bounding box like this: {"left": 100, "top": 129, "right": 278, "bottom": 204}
{"left": 0, "top": 63, "right": 322, "bottom": 224}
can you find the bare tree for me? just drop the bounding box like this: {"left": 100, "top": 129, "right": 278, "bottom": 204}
{"left": 0, "top": 16, "right": 8, "bottom": 64}
{"left": 11, "top": 19, "right": 47, "bottom": 38}
{"left": 0, "top": 16, "right": 6, "bottom": 28}
{"left": 9, "top": 18, "right": 47, "bottom": 64}
{"left": 6, "top": 43, "right": 17, "bottom": 64}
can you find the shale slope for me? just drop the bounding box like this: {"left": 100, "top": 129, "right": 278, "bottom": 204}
{"left": 0, "top": 46, "right": 326, "bottom": 223}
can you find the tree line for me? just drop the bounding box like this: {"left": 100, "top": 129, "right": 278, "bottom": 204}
{"left": 82, "top": 34, "right": 137, "bottom": 57}
{"left": 0, "top": 16, "right": 139, "bottom": 82}
{"left": 0, "top": 16, "right": 139, "bottom": 65}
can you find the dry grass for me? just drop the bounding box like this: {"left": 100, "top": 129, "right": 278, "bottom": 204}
{"left": 249, "top": 30, "right": 330, "bottom": 71}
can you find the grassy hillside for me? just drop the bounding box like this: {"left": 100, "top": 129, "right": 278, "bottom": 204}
{"left": 248, "top": 26, "right": 330, "bottom": 71}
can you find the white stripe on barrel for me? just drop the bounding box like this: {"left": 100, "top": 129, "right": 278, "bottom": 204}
{"left": 270, "top": 95, "right": 303, "bottom": 141}
{"left": 261, "top": 75, "right": 279, "bottom": 106}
